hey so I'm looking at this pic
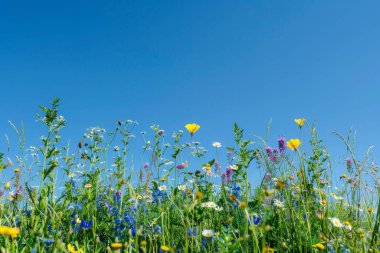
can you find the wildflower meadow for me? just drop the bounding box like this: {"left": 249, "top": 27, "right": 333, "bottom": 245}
{"left": 0, "top": 98, "right": 379, "bottom": 253}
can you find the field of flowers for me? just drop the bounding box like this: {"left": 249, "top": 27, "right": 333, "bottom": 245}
{"left": 0, "top": 98, "right": 379, "bottom": 252}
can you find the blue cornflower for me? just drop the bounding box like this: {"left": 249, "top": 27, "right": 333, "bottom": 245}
{"left": 106, "top": 202, "right": 119, "bottom": 216}
{"left": 154, "top": 225, "right": 162, "bottom": 234}
{"left": 114, "top": 190, "right": 122, "bottom": 206}
{"left": 124, "top": 212, "right": 136, "bottom": 226}
{"left": 38, "top": 237, "right": 54, "bottom": 246}
{"left": 248, "top": 215, "right": 261, "bottom": 225}
{"left": 81, "top": 219, "right": 93, "bottom": 230}
{"left": 188, "top": 227, "right": 198, "bottom": 237}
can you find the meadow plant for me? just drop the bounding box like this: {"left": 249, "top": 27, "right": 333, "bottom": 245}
{"left": 0, "top": 99, "right": 379, "bottom": 252}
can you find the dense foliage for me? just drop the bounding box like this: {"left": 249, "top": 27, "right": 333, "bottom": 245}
{"left": 0, "top": 99, "right": 379, "bottom": 252}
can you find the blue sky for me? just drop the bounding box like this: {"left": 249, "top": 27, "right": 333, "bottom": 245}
{"left": 0, "top": 1, "right": 379, "bottom": 181}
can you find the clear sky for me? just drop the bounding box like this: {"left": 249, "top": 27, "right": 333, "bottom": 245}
{"left": 0, "top": 1, "right": 379, "bottom": 180}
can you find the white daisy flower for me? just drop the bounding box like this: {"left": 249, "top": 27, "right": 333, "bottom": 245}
{"left": 230, "top": 165, "right": 238, "bottom": 170}
{"left": 207, "top": 202, "right": 217, "bottom": 208}
{"left": 158, "top": 185, "right": 167, "bottom": 191}
{"left": 330, "top": 192, "right": 343, "bottom": 200}
{"left": 343, "top": 221, "right": 352, "bottom": 230}
{"left": 178, "top": 185, "right": 187, "bottom": 191}
{"left": 273, "top": 199, "right": 284, "bottom": 208}
{"left": 202, "top": 229, "right": 214, "bottom": 238}
{"left": 328, "top": 217, "right": 344, "bottom": 228}
{"left": 212, "top": 142, "right": 222, "bottom": 148}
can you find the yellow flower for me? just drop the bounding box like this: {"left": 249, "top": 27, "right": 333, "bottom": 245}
{"left": 85, "top": 183, "right": 92, "bottom": 188}
{"left": 286, "top": 139, "right": 301, "bottom": 150}
{"left": 240, "top": 202, "right": 248, "bottom": 209}
{"left": 5, "top": 182, "right": 11, "bottom": 189}
{"left": 160, "top": 245, "right": 170, "bottom": 252}
{"left": 368, "top": 207, "right": 374, "bottom": 213}
{"left": 67, "top": 244, "right": 83, "bottom": 253}
{"left": 0, "top": 226, "right": 20, "bottom": 238}
{"left": 185, "top": 123, "right": 200, "bottom": 135}
{"left": 111, "top": 242, "right": 123, "bottom": 249}
{"left": 262, "top": 246, "right": 275, "bottom": 253}
{"left": 319, "top": 232, "right": 329, "bottom": 242}
{"left": 196, "top": 191, "right": 204, "bottom": 200}
{"left": 343, "top": 221, "right": 352, "bottom": 230}
{"left": 14, "top": 168, "right": 20, "bottom": 173}
{"left": 340, "top": 174, "right": 347, "bottom": 179}
{"left": 229, "top": 194, "right": 237, "bottom": 202}
{"left": 312, "top": 243, "right": 325, "bottom": 250}
{"left": 294, "top": 118, "right": 306, "bottom": 127}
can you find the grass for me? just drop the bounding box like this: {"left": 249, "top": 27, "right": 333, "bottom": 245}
{"left": 0, "top": 98, "right": 379, "bottom": 253}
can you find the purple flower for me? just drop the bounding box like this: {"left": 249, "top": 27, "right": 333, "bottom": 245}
{"left": 345, "top": 158, "right": 353, "bottom": 170}
{"left": 278, "top": 137, "right": 286, "bottom": 153}
{"left": 176, "top": 164, "right": 185, "bottom": 169}
{"left": 144, "top": 162, "right": 149, "bottom": 169}
{"left": 265, "top": 146, "right": 276, "bottom": 161}
{"left": 222, "top": 172, "right": 231, "bottom": 182}
{"left": 265, "top": 172, "right": 271, "bottom": 181}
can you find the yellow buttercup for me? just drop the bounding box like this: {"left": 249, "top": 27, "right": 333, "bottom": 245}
{"left": 294, "top": 118, "right": 306, "bottom": 127}
{"left": 286, "top": 139, "right": 301, "bottom": 150}
{"left": 185, "top": 123, "right": 200, "bottom": 135}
